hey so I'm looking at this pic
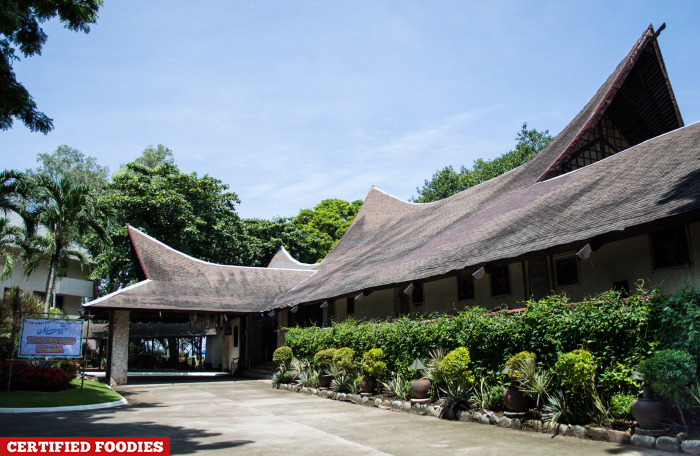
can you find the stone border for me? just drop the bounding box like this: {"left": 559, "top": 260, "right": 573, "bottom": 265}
{"left": 0, "top": 397, "right": 127, "bottom": 414}
{"left": 275, "top": 384, "right": 700, "bottom": 454}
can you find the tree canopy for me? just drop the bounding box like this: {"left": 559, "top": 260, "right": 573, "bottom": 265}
{"left": 412, "top": 123, "right": 554, "bottom": 203}
{"left": 28, "top": 145, "right": 110, "bottom": 193}
{"left": 0, "top": 0, "right": 103, "bottom": 134}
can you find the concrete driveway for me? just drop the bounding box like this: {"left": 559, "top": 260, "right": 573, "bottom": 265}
{"left": 2, "top": 378, "right": 673, "bottom": 455}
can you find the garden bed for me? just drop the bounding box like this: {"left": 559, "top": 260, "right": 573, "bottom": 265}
{"left": 274, "top": 383, "right": 700, "bottom": 454}
{"left": 0, "top": 378, "right": 124, "bottom": 409}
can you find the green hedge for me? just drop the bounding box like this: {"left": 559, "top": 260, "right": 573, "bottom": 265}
{"left": 285, "top": 287, "right": 700, "bottom": 381}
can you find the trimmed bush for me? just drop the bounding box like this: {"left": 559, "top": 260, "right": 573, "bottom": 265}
{"left": 332, "top": 347, "right": 357, "bottom": 375}
{"left": 438, "top": 347, "right": 474, "bottom": 388}
{"left": 505, "top": 351, "right": 536, "bottom": 381}
{"left": 53, "top": 360, "right": 79, "bottom": 379}
{"left": 314, "top": 348, "right": 337, "bottom": 368}
{"left": 272, "top": 346, "right": 293, "bottom": 367}
{"left": 555, "top": 349, "right": 597, "bottom": 392}
{"left": 361, "top": 348, "right": 387, "bottom": 379}
{"left": 638, "top": 349, "right": 696, "bottom": 400}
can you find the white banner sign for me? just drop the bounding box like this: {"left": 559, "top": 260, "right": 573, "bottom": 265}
{"left": 18, "top": 317, "right": 84, "bottom": 358}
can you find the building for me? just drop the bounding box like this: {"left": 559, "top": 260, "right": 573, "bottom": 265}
{"left": 85, "top": 24, "right": 700, "bottom": 386}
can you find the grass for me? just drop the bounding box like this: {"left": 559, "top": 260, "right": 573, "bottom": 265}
{"left": 0, "top": 378, "right": 123, "bottom": 408}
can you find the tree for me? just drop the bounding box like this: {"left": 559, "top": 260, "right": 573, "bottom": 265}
{"left": 240, "top": 217, "right": 328, "bottom": 266}
{"left": 113, "top": 144, "right": 174, "bottom": 178}
{"left": 1, "top": 286, "right": 44, "bottom": 359}
{"left": 0, "top": 170, "right": 35, "bottom": 279}
{"left": 29, "top": 174, "right": 113, "bottom": 311}
{"left": 28, "top": 145, "right": 109, "bottom": 193}
{"left": 412, "top": 123, "right": 554, "bottom": 203}
{"left": 0, "top": 1, "right": 103, "bottom": 134}
{"left": 92, "top": 162, "right": 245, "bottom": 291}
{"left": 291, "top": 199, "right": 362, "bottom": 260}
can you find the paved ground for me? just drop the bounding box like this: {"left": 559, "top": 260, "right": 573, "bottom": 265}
{"left": 2, "top": 378, "right": 674, "bottom": 455}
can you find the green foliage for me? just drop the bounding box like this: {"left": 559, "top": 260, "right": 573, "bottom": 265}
{"left": 412, "top": 123, "right": 554, "bottom": 202}
{"left": 29, "top": 146, "right": 109, "bottom": 193}
{"left": 638, "top": 349, "right": 696, "bottom": 401}
{"left": 0, "top": 0, "right": 103, "bottom": 134}
{"left": 292, "top": 199, "right": 363, "bottom": 260}
{"left": 381, "top": 373, "right": 411, "bottom": 400}
{"left": 609, "top": 393, "right": 635, "bottom": 420}
{"left": 330, "top": 374, "right": 359, "bottom": 394}
{"left": 555, "top": 350, "right": 597, "bottom": 393}
{"left": 438, "top": 347, "right": 474, "bottom": 389}
{"left": 314, "top": 348, "right": 337, "bottom": 368}
{"left": 332, "top": 347, "right": 357, "bottom": 375}
{"left": 504, "top": 351, "right": 536, "bottom": 381}
{"left": 543, "top": 391, "right": 573, "bottom": 426}
{"left": 53, "top": 360, "right": 79, "bottom": 379}
{"left": 240, "top": 216, "right": 329, "bottom": 265}
{"left": 648, "top": 286, "right": 700, "bottom": 367}
{"left": 361, "top": 348, "right": 387, "bottom": 379}
{"left": 469, "top": 378, "right": 493, "bottom": 410}
{"left": 0, "top": 286, "right": 44, "bottom": 359}
{"left": 272, "top": 346, "right": 293, "bottom": 368}
{"left": 439, "top": 382, "right": 471, "bottom": 416}
{"left": 285, "top": 290, "right": 654, "bottom": 390}
{"left": 489, "top": 385, "right": 506, "bottom": 411}
{"left": 91, "top": 161, "right": 244, "bottom": 291}
{"left": 513, "top": 357, "right": 553, "bottom": 406}
{"left": 599, "top": 362, "right": 640, "bottom": 397}
{"left": 296, "top": 369, "right": 320, "bottom": 387}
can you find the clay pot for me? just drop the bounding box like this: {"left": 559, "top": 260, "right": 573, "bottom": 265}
{"left": 503, "top": 386, "right": 528, "bottom": 412}
{"left": 631, "top": 398, "right": 666, "bottom": 430}
{"left": 360, "top": 375, "right": 376, "bottom": 393}
{"left": 318, "top": 373, "right": 333, "bottom": 388}
{"left": 411, "top": 378, "right": 431, "bottom": 399}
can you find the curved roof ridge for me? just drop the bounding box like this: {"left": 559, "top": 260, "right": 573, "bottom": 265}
{"left": 83, "top": 279, "right": 153, "bottom": 307}
{"left": 267, "top": 245, "right": 317, "bottom": 270}
{"left": 128, "top": 225, "right": 317, "bottom": 273}
{"left": 371, "top": 186, "right": 443, "bottom": 206}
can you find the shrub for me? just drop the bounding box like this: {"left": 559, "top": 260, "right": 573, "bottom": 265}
{"left": 599, "top": 362, "right": 640, "bottom": 397}
{"left": 332, "top": 347, "right": 357, "bottom": 375}
{"left": 272, "top": 346, "right": 293, "bottom": 368}
{"left": 610, "top": 393, "right": 635, "bottom": 420}
{"left": 53, "top": 360, "right": 79, "bottom": 379}
{"left": 555, "top": 349, "right": 597, "bottom": 392}
{"left": 505, "top": 351, "right": 536, "bottom": 381}
{"left": 314, "top": 348, "right": 337, "bottom": 368}
{"left": 361, "top": 348, "right": 387, "bottom": 379}
{"left": 489, "top": 385, "right": 506, "bottom": 411}
{"left": 16, "top": 365, "right": 71, "bottom": 389}
{"left": 638, "top": 349, "right": 696, "bottom": 400}
{"left": 438, "top": 347, "right": 474, "bottom": 389}
{"left": 381, "top": 373, "right": 411, "bottom": 400}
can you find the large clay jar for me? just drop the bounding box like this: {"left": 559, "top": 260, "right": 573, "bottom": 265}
{"left": 360, "top": 375, "right": 376, "bottom": 393}
{"left": 411, "top": 378, "right": 432, "bottom": 399}
{"left": 631, "top": 398, "right": 666, "bottom": 430}
{"left": 318, "top": 373, "right": 333, "bottom": 388}
{"left": 503, "top": 386, "right": 528, "bottom": 412}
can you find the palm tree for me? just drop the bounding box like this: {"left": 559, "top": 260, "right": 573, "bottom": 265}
{"left": 0, "top": 170, "right": 34, "bottom": 280}
{"left": 29, "top": 174, "right": 114, "bottom": 312}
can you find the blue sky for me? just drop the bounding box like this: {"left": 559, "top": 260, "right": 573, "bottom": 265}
{"left": 2, "top": 1, "right": 699, "bottom": 219}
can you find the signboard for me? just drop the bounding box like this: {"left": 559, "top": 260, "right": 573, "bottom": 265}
{"left": 18, "top": 317, "right": 84, "bottom": 358}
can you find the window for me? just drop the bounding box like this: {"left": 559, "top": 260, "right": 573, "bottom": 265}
{"left": 55, "top": 295, "right": 64, "bottom": 311}
{"left": 650, "top": 226, "right": 692, "bottom": 269}
{"left": 346, "top": 297, "right": 354, "bottom": 314}
{"left": 457, "top": 275, "right": 474, "bottom": 301}
{"left": 490, "top": 265, "right": 511, "bottom": 296}
{"left": 412, "top": 283, "right": 424, "bottom": 305}
{"left": 233, "top": 326, "right": 239, "bottom": 347}
{"left": 554, "top": 256, "right": 579, "bottom": 287}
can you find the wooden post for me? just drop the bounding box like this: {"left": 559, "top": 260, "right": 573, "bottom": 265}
{"left": 82, "top": 317, "right": 90, "bottom": 392}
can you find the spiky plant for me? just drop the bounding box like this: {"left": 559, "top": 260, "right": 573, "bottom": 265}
{"left": 381, "top": 373, "right": 411, "bottom": 400}
{"left": 438, "top": 382, "right": 471, "bottom": 417}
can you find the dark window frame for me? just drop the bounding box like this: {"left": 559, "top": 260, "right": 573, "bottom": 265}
{"left": 457, "top": 275, "right": 475, "bottom": 301}
{"left": 490, "top": 265, "right": 512, "bottom": 297}
{"left": 233, "top": 325, "right": 239, "bottom": 347}
{"left": 554, "top": 255, "right": 580, "bottom": 287}
{"left": 649, "top": 225, "right": 693, "bottom": 270}
{"left": 412, "top": 283, "right": 424, "bottom": 305}
{"left": 346, "top": 297, "right": 355, "bottom": 315}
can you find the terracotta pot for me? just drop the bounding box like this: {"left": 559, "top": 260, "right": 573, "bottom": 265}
{"left": 360, "top": 375, "right": 376, "bottom": 393}
{"left": 503, "top": 386, "right": 528, "bottom": 412}
{"left": 631, "top": 398, "right": 666, "bottom": 430}
{"left": 318, "top": 373, "right": 333, "bottom": 388}
{"left": 411, "top": 378, "right": 431, "bottom": 399}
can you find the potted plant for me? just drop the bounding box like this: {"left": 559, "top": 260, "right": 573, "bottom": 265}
{"left": 633, "top": 349, "right": 696, "bottom": 430}
{"left": 360, "top": 348, "right": 387, "bottom": 393}
{"left": 314, "top": 348, "right": 337, "bottom": 388}
{"left": 502, "top": 351, "right": 534, "bottom": 412}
